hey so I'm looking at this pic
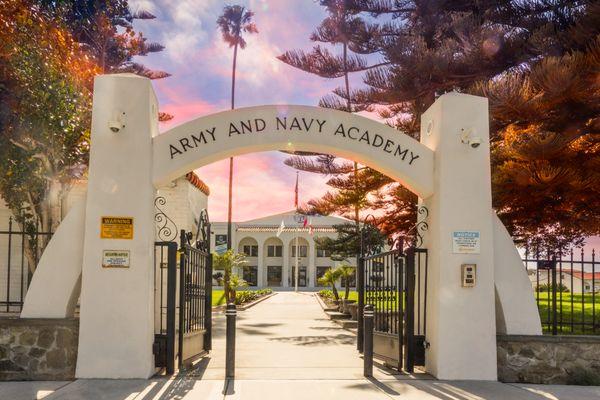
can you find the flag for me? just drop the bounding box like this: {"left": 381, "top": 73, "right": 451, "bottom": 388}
{"left": 308, "top": 217, "right": 314, "bottom": 236}
{"left": 294, "top": 172, "right": 299, "bottom": 209}
{"left": 303, "top": 216, "right": 308, "bottom": 228}
{"left": 276, "top": 219, "right": 285, "bottom": 237}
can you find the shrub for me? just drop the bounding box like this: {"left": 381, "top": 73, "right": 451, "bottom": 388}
{"left": 233, "top": 288, "right": 273, "bottom": 305}
{"left": 536, "top": 283, "right": 569, "bottom": 293}
{"left": 318, "top": 289, "right": 335, "bottom": 300}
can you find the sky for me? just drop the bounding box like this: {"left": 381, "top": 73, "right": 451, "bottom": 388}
{"left": 130, "top": 0, "right": 348, "bottom": 222}
{"left": 127, "top": 0, "right": 599, "bottom": 251}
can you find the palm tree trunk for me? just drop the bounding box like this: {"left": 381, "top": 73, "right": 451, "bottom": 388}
{"left": 345, "top": 277, "right": 350, "bottom": 300}
{"left": 226, "top": 42, "right": 239, "bottom": 251}
{"left": 331, "top": 282, "right": 339, "bottom": 301}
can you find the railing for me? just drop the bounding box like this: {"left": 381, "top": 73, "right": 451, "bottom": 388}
{"left": 524, "top": 247, "right": 599, "bottom": 335}
{"left": 0, "top": 217, "right": 52, "bottom": 313}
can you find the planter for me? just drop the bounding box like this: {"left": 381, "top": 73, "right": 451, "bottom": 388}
{"left": 340, "top": 299, "right": 356, "bottom": 315}
{"left": 348, "top": 303, "right": 358, "bottom": 320}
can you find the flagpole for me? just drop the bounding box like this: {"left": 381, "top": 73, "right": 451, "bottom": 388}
{"left": 294, "top": 172, "right": 300, "bottom": 293}
{"left": 295, "top": 230, "right": 299, "bottom": 292}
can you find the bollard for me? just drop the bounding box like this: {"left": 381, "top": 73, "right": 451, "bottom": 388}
{"left": 357, "top": 256, "right": 364, "bottom": 353}
{"left": 363, "top": 304, "right": 374, "bottom": 377}
{"left": 225, "top": 303, "right": 236, "bottom": 378}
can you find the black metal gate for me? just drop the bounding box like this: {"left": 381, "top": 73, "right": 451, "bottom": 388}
{"left": 358, "top": 245, "right": 428, "bottom": 372}
{"left": 153, "top": 209, "right": 212, "bottom": 374}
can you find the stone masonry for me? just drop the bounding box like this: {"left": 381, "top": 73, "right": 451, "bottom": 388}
{"left": 0, "top": 318, "right": 78, "bottom": 380}
{"left": 497, "top": 334, "right": 600, "bottom": 384}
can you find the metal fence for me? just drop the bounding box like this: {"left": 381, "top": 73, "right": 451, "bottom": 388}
{"left": 524, "top": 247, "right": 599, "bottom": 334}
{"left": 0, "top": 217, "right": 53, "bottom": 313}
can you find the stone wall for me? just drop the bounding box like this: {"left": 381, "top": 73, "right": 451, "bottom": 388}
{"left": 0, "top": 318, "right": 78, "bottom": 380}
{"left": 497, "top": 334, "right": 600, "bottom": 384}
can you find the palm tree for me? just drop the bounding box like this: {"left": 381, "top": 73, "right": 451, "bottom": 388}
{"left": 318, "top": 268, "right": 342, "bottom": 301}
{"left": 216, "top": 5, "right": 258, "bottom": 250}
{"left": 337, "top": 264, "right": 355, "bottom": 300}
{"left": 213, "top": 249, "right": 248, "bottom": 304}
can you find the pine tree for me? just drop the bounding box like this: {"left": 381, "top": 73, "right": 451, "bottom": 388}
{"left": 278, "top": 0, "right": 387, "bottom": 246}
{"left": 476, "top": 4, "right": 600, "bottom": 247}
{"left": 284, "top": 0, "right": 598, "bottom": 247}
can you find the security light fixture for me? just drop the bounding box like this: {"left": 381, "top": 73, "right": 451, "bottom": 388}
{"left": 108, "top": 112, "right": 126, "bottom": 133}
{"left": 460, "top": 127, "right": 482, "bottom": 149}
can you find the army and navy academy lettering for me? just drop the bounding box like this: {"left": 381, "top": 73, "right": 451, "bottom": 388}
{"left": 167, "top": 115, "right": 420, "bottom": 166}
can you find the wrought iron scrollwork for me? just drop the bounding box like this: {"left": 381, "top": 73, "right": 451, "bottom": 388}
{"left": 194, "top": 209, "right": 210, "bottom": 252}
{"left": 154, "top": 196, "right": 178, "bottom": 242}
{"left": 413, "top": 205, "right": 429, "bottom": 248}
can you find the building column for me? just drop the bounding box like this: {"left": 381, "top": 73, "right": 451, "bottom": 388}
{"left": 257, "top": 237, "right": 265, "bottom": 287}
{"left": 308, "top": 236, "right": 316, "bottom": 288}
{"left": 282, "top": 238, "right": 290, "bottom": 288}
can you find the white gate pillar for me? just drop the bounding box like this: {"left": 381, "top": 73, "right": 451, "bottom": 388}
{"left": 420, "top": 93, "right": 497, "bottom": 380}
{"left": 76, "top": 74, "right": 158, "bottom": 378}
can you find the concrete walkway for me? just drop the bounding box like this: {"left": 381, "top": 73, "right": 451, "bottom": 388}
{"left": 3, "top": 292, "right": 600, "bottom": 399}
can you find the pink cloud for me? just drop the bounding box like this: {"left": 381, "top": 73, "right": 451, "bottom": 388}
{"left": 195, "top": 152, "right": 330, "bottom": 222}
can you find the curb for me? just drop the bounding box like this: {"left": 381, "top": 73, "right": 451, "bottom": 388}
{"left": 314, "top": 293, "right": 358, "bottom": 334}
{"left": 314, "top": 292, "right": 339, "bottom": 312}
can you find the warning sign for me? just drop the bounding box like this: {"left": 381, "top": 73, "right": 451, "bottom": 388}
{"left": 100, "top": 216, "right": 134, "bottom": 239}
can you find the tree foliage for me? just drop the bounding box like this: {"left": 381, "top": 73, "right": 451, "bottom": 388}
{"left": 0, "top": 1, "right": 99, "bottom": 268}
{"left": 0, "top": 0, "right": 169, "bottom": 270}
{"left": 282, "top": 0, "right": 599, "bottom": 247}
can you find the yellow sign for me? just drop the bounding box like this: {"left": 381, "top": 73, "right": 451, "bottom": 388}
{"left": 100, "top": 216, "right": 134, "bottom": 239}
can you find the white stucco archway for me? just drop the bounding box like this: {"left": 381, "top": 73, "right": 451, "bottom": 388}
{"left": 21, "top": 74, "right": 541, "bottom": 381}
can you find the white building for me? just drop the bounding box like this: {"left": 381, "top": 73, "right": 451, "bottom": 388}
{"left": 528, "top": 269, "right": 600, "bottom": 294}
{"left": 211, "top": 211, "right": 357, "bottom": 290}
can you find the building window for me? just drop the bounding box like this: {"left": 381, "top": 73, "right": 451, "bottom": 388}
{"left": 267, "top": 266, "right": 282, "bottom": 286}
{"left": 291, "top": 245, "right": 308, "bottom": 258}
{"left": 243, "top": 245, "right": 258, "bottom": 257}
{"left": 316, "top": 266, "right": 330, "bottom": 286}
{"left": 267, "top": 245, "right": 283, "bottom": 257}
{"left": 243, "top": 266, "right": 258, "bottom": 286}
{"left": 316, "top": 246, "right": 330, "bottom": 258}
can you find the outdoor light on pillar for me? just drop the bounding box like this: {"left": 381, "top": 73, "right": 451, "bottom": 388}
{"left": 108, "top": 111, "right": 126, "bottom": 133}
{"left": 459, "top": 127, "right": 482, "bottom": 149}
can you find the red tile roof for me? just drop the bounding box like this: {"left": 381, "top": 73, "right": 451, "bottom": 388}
{"left": 185, "top": 172, "right": 210, "bottom": 196}
{"left": 564, "top": 271, "right": 600, "bottom": 280}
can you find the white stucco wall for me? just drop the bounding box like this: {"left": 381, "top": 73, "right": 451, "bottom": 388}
{"left": 20, "top": 75, "right": 543, "bottom": 381}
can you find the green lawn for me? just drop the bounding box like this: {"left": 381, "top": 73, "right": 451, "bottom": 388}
{"left": 535, "top": 292, "right": 600, "bottom": 334}
{"left": 212, "top": 289, "right": 226, "bottom": 306}
{"left": 324, "top": 289, "right": 600, "bottom": 335}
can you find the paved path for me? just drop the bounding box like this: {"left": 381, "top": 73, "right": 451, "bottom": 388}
{"left": 3, "top": 292, "right": 600, "bottom": 399}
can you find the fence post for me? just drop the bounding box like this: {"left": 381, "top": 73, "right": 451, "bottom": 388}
{"left": 225, "top": 303, "right": 237, "bottom": 379}
{"left": 204, "top": 223, "right": 213, "bottom": 352}
{"left": 165, "top": 242, "right": 178, "bottom": 374}
{"left": 363, "top": 304, "right": 374, "bottom": 377}
{"left": 551, "top": 255, "right": 558, "bottom": 336}
{"left": 357, "top": 255, "right": 364, "bottom": 353}
{"left": 178, "top": 229, "right": 186, "bottom": 369}
{"left": 404, "top": 247, "right": 416, "bottom": 373}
